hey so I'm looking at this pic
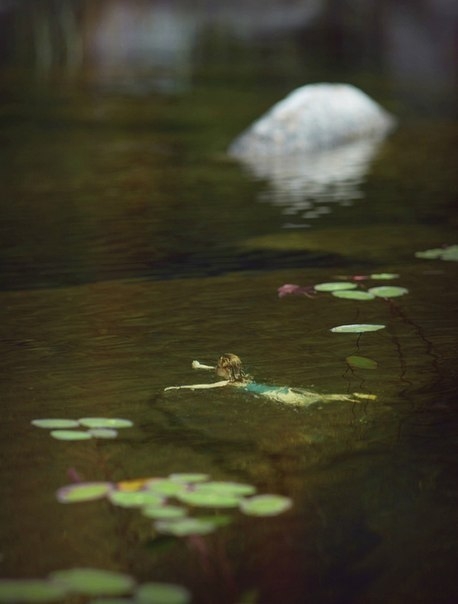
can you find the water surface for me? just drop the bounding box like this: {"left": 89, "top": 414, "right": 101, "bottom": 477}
{"left": 0, "top": 4, "right": 457, "bottom": 603}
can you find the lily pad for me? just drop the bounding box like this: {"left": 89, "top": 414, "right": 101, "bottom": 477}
{"left": 154, "top": 518, "right": 219, "bottom": 536}
{"left": 31, "top": 419, "right": 80, "bottom": 429}
{"left": 56, "top": 482, "right": 113, "bottom": 503}
{"left": 415, "top": 245, "right": 458, "bottom": 261}
{"left": 50, "top": 430, "right": 92, "bottom": 441}
{"left": 88, "top": 428, "right": 118, "bottom": 439}
{"left": 346, "top": 355, "right": 378, "bottom": 370}
{"left": 314, "top": 282, "right": 357, "bottom": 292}
{"left": 193, "top": 481, "right": 256, "bottom": 497}
{"left": 441, "top": 245, "right": 458, "bottom": 261}
{"left": 136, "top": 582, "right": 191, "bottom": 604}
{"left": 78, "top": 418, "right": 133, "bottom": 429}
{"left": 332, "top": 290, "right": 375, "bottom": 300}
{"left": 369, "top": 273, "right": 399, "bottom": 279}
{"left": 108, "top": 490, "right": 164, "bottom": 508}
{"left": 239, "top": 494, "right": 293, "bottom": 517}
{"left": 416, "top": 245, "right": 458, "bottom": 261}
{"left": 146, "top": 479, "right": 189, "bottom": 497}
{"left": 331, "top": 324, "right": 386, "bottom": 333}
{"left": 177, "top": 490, "right": 241, "bottom": 508}
{"left": 415, "top": 247, "right": 444, "bottom": 259}
{"left": 0, "top": 579, "right": 68, "bottom": 603}
{"left": 49, "top": 568, "right": 136, "bottom": 596}
{"left": 368, "top": 286, "right": 409, "bottom": 298}
{"left": 142, "top": 505, "right": 187, "bottom": 520}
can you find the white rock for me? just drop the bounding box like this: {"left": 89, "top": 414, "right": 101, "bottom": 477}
{"left": 228, "top": 83, "right": 396, "bottom": 157}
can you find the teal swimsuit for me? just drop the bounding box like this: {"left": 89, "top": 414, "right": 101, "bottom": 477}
{"left": 242, "top": 382, "right": 290, "bottom": 396}
{"left": 240, "top": 382, "right": 324, "bottom": 406}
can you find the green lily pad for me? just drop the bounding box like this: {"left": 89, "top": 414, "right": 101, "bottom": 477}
{"left": 193, "top": 481, "right": 256, "bottom": 497}
{"left": 154, "top": 518, "right": 218, "bottom": 537}
{"left": 142, "top": 505, "right": 187, "bottom": 520}
{"left": 415, "top": 245, "right": 458, "bottom": 261}
{"left": 56, "top": 482, "right": 113, "bottom": 503}
{"left": 314, "top": 282, "right": 357, "bottom": 292}
{"left": 49, "top": 568, "right": 136, "bottom": 596}
{"left": 88, "top": 428, "right": 118, "bottom": 439}
{"left": 239, "top": 494, "right": 293, "bottom": 517}
{"left": 50, "top": 430, "right": 92, "bottom": 441}
{"left": 332, "top": 290, "right": 375, "bottom": 300}
{"left": 441, "top": 245, "right": 458, "bottom": 261}
{"left": 177, "top": 490, "right": 241, "bottom": 508}
{"left": 108, "top": 490, "right": 164, "bottom": 508}
{"left": 0, "top": 579, "right": 69, "bottom": 603}
{"left": 78, "top": 418, "right": 133, "bottom": 429}
{"left": 346, "top": 355, "right": 378, "bottom": 370}
{"left": 31, "top": 419, "right": 80, "bottom": 429}
{"left": 331, "top": 324, "right": 386, "bottom": 333}
{"left": 415, "top": 248, "right": 444, "bottom": 259}
{"left": 169, "top": 473, "right": 209, "bottom": 483}
{"left": 368, "top": 286, "right": 409, "bottom": 298}
{"left": 145, "top": 479, "right": 188, "bottom": 497}
{"left": 136, "top": 582, "right": 191, "bottom": 604}
{"left": 369, "top": 273, "right": 399, "bottom": 279}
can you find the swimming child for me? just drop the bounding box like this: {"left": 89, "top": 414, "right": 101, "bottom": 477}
{"left": 164, "top": 353, "right": 374, "bottom": 406}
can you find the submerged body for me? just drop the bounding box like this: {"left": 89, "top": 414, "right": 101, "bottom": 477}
{"left": 165, "top": 353, "right": 372, "bottom": 406}
{"left": 236, "top": 381, "right": 351, "bottom": 406}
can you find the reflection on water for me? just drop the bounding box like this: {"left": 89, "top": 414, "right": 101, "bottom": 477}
{"left": 236, "top": 137, "right": 386, "bottom": 228}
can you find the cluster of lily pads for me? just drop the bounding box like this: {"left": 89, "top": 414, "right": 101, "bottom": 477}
{"left": 325, "top": 276, "right": 408, "bottom": 335}
{"left": 278, "top": 272, "right": 407, "bottom": 302}
{"left": 278, "top": 272, "right": 410, "bottom": 338}
{"left": 31, "top": 417, "right": 134, "bottom": 441}
{"left": 0, "top": 568, "right": 191, "bottom": 603}
{"left": 279, "top": 271, "right": 417, "bottom": 378}
{"left": 415, "top": 244, "right": 458, "bottom": 261}
{"left": 57, "top": 473, "right": 293, "bottom": 537}
{"left": 2, "top": 473, "right": 290, "bottom": 602}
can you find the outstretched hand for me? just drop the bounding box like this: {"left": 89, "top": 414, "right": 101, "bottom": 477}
{"left": 192, "top": 360, "right": 215, "bottom": 370}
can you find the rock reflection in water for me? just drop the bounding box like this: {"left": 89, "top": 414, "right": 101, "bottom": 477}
{"left": 234, "top": 136, "right": 386, "bottom": 228}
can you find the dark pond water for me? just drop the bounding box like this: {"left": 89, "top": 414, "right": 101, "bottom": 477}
{"left": 1, "top": 2, "right": 457, "bottom": 603}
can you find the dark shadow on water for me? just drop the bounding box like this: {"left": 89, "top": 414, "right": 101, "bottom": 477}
{"left": 320, "top": 518, "right": 382, "bottom": 604}
{"left": 0, "top": 246, "right": 353, "bottom": 291}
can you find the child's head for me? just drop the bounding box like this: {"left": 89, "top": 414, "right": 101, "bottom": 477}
{"left": 216, "top": 353, "right": 248, "bottom": 382}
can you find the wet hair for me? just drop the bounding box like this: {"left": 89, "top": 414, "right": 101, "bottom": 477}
{"left": 216, "top": 353, "right": 251, "bottom": 383}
